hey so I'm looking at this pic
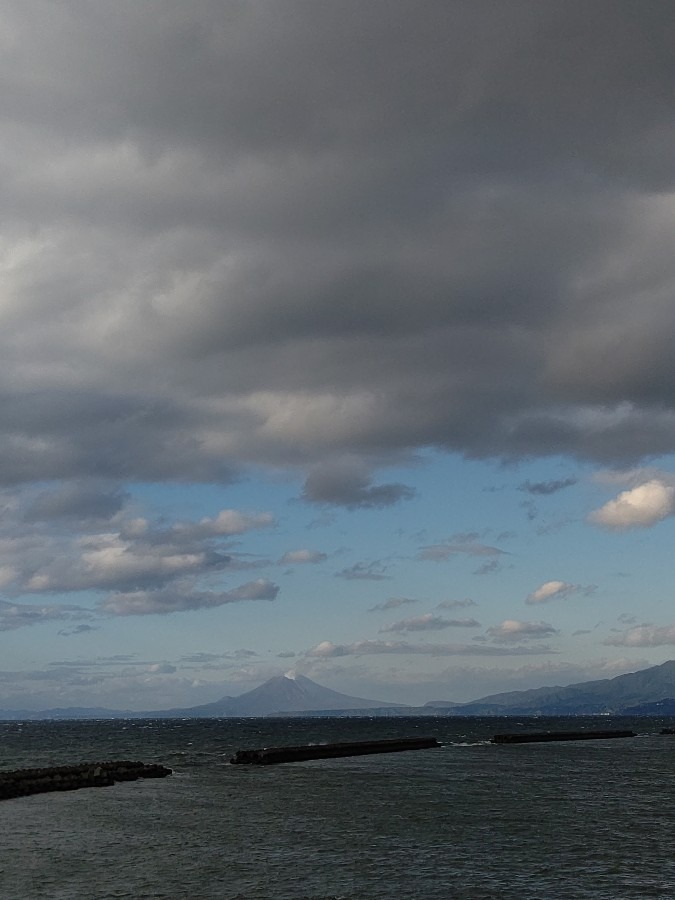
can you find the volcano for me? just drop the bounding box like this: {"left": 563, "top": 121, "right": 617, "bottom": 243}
{"left": 147, "top": 672, "right": 398, "bottom": 717}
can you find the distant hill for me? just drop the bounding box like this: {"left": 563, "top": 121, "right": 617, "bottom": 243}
{"left": 0, "top": 706, "right": 133, "bottom": 721}
{"left": 441, "top": 660, "right": 675, "bottom": 716}
{"left": 424, "top": 700, "right": 463, "bottom": 709}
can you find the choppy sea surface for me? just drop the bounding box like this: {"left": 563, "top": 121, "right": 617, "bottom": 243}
{"left": 1, "top": 715, "right": 675, "bottom": 899}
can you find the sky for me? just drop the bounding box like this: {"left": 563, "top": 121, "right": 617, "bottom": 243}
{"left": 2, "top": 0, "right": 675, "bottom": 711}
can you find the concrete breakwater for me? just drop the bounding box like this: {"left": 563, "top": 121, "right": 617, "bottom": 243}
{"left": 231, "top": 736, "right": 442, "bottom": 765}
{"left": 491, "top": 729, "right": 636, "bottom": 744}
{"left": 0, "top": 760, "right": 172, "bottom": 801}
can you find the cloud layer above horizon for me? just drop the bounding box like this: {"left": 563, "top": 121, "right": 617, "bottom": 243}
{"left": 2, "top": 0, "right": 675, "bottom": 495}
{"left": 2, "top": 1, "right": 675, "bottom": 710}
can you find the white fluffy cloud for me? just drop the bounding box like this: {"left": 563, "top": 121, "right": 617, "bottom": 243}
{"left": 525, "top": 581, "right": 595, "bottom": 606}
{"left": 527, "top": 581, "right": 577, "bottom": 604}
{"left": 589, "top": 479, "right": 675, "bottom": 530}
{"left": 0, "top": 497, "right": 279, "bottom": 628}
{"left": 3, "top": 504, "right": 274, "bottom": 596}
{"left": 22, "top": 532, "right": 226, "bottom": 594}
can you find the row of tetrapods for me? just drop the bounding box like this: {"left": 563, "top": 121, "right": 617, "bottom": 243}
{"left": 0, "top": 759, "right": 172, "bottom": 800}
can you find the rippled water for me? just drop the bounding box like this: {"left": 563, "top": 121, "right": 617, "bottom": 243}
{"left": 1, "top": 716, "right": 674, "bottom": 899}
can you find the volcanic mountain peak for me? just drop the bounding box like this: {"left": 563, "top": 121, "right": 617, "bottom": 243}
{"left": 136, "top": 672, "right": 398, "bottom": 718}
{"left": 223, "top": 673, "right": 395, "bottom": 715}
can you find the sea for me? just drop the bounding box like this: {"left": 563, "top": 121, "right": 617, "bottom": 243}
{"left": 1, "top": 715, "right": 674, "bottom": 899}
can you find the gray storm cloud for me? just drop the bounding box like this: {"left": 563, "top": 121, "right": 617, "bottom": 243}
{"left": 1, "top": 1, "right": 675, "bottom": 495}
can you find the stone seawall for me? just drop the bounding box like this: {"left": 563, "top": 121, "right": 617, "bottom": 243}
{"left": 0, "top": 760, "right": 172, "bottom": 801}
{"left": 231, "top": 736, "right": 442, "bottom": 764}
{"left": 491, "top": 729, "right": 636, "bottom": 744}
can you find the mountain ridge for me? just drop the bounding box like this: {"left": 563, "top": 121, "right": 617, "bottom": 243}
{"left": 1, "top": 662, "right": 675, "bottom": 719}
{"left": 440, "top": 659, "right": 675, "bottom": 715}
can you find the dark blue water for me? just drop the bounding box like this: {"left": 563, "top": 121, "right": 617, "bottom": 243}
{"left": 1, "top": 716, "right": 674, "bottom": 899}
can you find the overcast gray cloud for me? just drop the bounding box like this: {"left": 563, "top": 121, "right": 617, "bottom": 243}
{"left": 473, "top": 559, "right": 505, "bottom": 577}
{"left": 418, "top": 540, "right": 507, "bottom": 563}
{"left": 0, "top": 0, "right": 673, "bottom": 502}
{"left": 171, "top": 510, "right": 275, "bottom": 541}
{"left": 99, "top": 578, "right": 279, "bottom": 616}
{"left": 0, "top": 599, "right": 92, "bottom": 632}
{"left": 487, "top": 620, "right": 559, "bottom": 642}
{"left": 369, "top": 597, "right": 418, "bottom": 612}
{"left": 3, "top": 1, "right": 675, "bottom": 710}
{"left": 519, "top": 478, "right": 578, "bottom": 496}
{"left": 279, "top": 549, "right": 328, "bottom": 565}
{"left": 58, "top": 624, "right": 99, "bottom": 637}
{"left": 334, "top": 561, "right": 390, "bottom": 581}
{"left": 23, "top": 481, "right": 130, "bottom": 524}
{"left": 380, "top": 614, "right": 480, "bottom": 633}
{"left": 604, "top": 624, "right": 675, "bottom": 647}
{"left": 436, "top": 598, "right": 477, "bottom": 610}
{"left": 302, "top": 458, "right": 415, "bottom": 509}
{"left": 307, "top": 639, "right": 555, "bottom": 658}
